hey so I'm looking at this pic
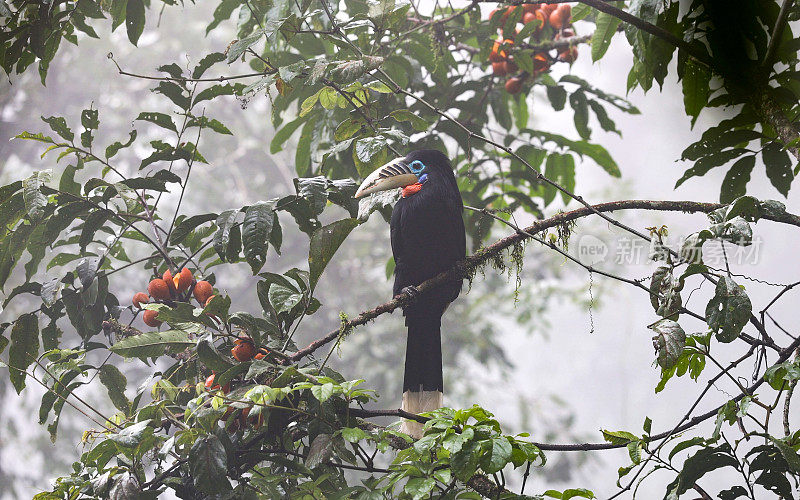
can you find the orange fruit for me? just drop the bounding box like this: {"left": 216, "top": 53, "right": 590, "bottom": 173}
{"left": 505, "top": 77, "right": 523, "bottom": 94}
{"left": 148, "top": 279, "right": 171, "bottom": 301}
{"left": 232, "top": 337, "right": 256, "bottom": 362}
{"left": 492, "top": 61, "right": 508, "bottom": 76}
{"left": 555, "top": 28, "right": 575, "bottom": 39}
{"left": 503, "top": 59, "right": 519, "bottom": 73}
{"left": 541, "top": 3, "right": 558, "bottom": 15}
{"left": 489, "top": 41, "right": 506, "bottom": 62}
{"left": 559, "top": 46, "right": 578, "bottom": 63}
{"left": 557, "top": 3, "right": 571, "bottom": 20}
{"left": 143, "top": 309, "right": 162, "bottom": 327}
{"left": 534, "top": 11, "right": 547, "bottom": 30}
{"left": 175, "top": 268, "right": 193, "bottom": 292}
{"left": 205, "top": 373, "right": 230, "bottom": 393}
{"left": 163, "top": 269, "right": 178, "bottom": 295}
{"left": 522, "top": 3, "right": 538, "bottom": 14}
{"left": 522, "top": 11, "right": 537, "bottom": 24}
{"left": 194, "top": 280, "right": 213, "bottom": 305}
{"left": 132, "top": 292, "right": 149, "bottom": 309}
{"left": 533, "top": 53, "right": 550, "bottom": 72}
{"left": 549, "top": 9, "right": 566, "bottom": 29}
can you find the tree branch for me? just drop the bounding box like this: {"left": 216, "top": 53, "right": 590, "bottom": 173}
{"left": 748, "top": 88, "right": 800, "bottom": 160}
{"left": 764, "top": 0, "right": 795, "bottom": 67}
{"left": 574, "top": 0, "right": 714, "bottom": 67}
{"left": 289, "top": 199, "right": 800, "bottom": 361}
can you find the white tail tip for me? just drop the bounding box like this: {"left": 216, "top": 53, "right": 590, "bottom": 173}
{"left": 400, "top": 389, "right": 443, "bottom": 439}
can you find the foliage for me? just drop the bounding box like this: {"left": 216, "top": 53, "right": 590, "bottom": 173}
{"left": 2, "top": 0, "right": 800, "bottom": 498}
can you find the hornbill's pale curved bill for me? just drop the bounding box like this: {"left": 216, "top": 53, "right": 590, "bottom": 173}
{"left": 355, "top": 149, "right": 466, "bottom": 438}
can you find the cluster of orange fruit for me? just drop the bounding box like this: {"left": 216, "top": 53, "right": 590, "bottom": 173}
{"left": 131, "top": 267, "right": 214, "bottom": 327}
{"left": 205, "top": 338, "right": 269, "bottom": 430}
{"left": 487, "top": 2, "right": 577, "bottom": 94}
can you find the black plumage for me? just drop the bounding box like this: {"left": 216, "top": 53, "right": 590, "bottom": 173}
{"left": 389, "top": 150, "right": 466, "bottom": 396}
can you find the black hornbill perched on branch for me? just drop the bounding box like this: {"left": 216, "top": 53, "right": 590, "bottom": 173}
{"left": 355, "top": 149, "right": 466, "bottom": 438}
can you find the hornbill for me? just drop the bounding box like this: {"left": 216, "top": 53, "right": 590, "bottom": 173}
{"left": 355, "top": 149, "right": 466, "bottom": 438}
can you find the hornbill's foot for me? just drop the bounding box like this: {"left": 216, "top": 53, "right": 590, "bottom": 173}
{"left": 398, "top": 286, "right": 420, "bottom": 303}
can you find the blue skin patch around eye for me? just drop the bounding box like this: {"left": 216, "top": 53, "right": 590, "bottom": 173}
{"left": 409, "top": 160, "right": 426, "bottom": 177}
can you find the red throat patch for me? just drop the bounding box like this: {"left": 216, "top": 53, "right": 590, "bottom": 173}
{"left": 402, "top": 183, "right": 423, "bottom": 198}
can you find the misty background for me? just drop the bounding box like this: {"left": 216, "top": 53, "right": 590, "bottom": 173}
{"left": 0, "top": 1, "right": 797, "bottom": 498}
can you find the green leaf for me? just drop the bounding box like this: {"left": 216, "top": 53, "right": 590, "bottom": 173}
{"left": 546, "top": 85, "right": 567, "bottom": 111}
{"left": 109, "top": 420, "right": 153, "bottom": 448}
{"left": 305, "top": 434, "right": 333, "bottom": 468}
{"left": 592, "top": 12, "right": 622, "bottom": 62}
{"left": 562, "top": 488, "right": 595, "bottom": 500}
{"left": 334, "top": 118, "right": 362, "bottom": 141}
{"left": 268, "top": 285, "right": 302, "bottom": 314}
{"left": 105, "top": 130, "right": 137, "bottom": 159}
{"left": 720, "top": 155, "right": 755, "bottom": 204}
{"left": 23, "top": 170, "right": 52, "bottom": 222}
{"left": 681, "top": 59, "right": 710, "bottom": 124}
{"left": 665, "top": 444, "right": 737, "bottom": 498}
{"left": 213, "top": 209, "right": 238, "bottom": 261}
{"left": 310, "top": 382, "right": 334, "bottom": 402}
{"left": 8, "top": 313, "right": 39, "bottom": 394}
{"left": 404, "top": 478, "right": 436, "bottom": 500}
{"left": 197, "top": 339, "right": 234, "bottom": 374}
{"left": 99, "top": 365, "right": 129, "bottom": 413}
{"left": 482, "top": 437, "right": 513, "bottom": 474}
{"left": 170, "top": 213, "right": 217, "bottom": 245}
{"left": 206, "top": 0, "right": 239, "bottom": 34}
{"left": 110, "top": 0, "right": 129, "bottom": 30}
{"left": 125, "top": 0, "right": 146, "bottom": 46}
{"left": 110, "top": 331, "right": 194, "bottom": 358}
{"left": 768, "top": 436, "right": 800, "bottom": 474}
{"left": 762, "top": 142, "right": 793, "bottom": 196}
{"left": 136, "top": 112, "right": 177, "bottom": 132}
{"left": 295, "top": 176, "right": 328, "bottom": 215}
{"left": 300, "top": 90, "right": 321, "bottom": 117}
{"left": 649, "top": 319, "right": 686, "bottom": 370}
{"left": 570, "top": 92, "right": 591, "bottom": 140}
{"left": 308, "top": 218, "right": 359, "bottom": 290}
{"left": 242, "top": 201, "right": 274, "bottom": 274}
{"left": 41, "top": 116, "right": 73, "bottom": 141}
{"left": 192, "top": 52, "right": 225, "bottom": 79}
{"left": 154, "top": 81, "right": 190, "bottom": 110}
{"left": 676, "top": 148, "right": 748, "bottom": 188}
{"left": 601, "top": 429, "right": 637, "bottom": 445}
{"left": 390, "top": 109, "right": 429, "bottom": 132}
{"left": 340, "top": 427, "right": 368, "bottom": 443}
{"left": 451, "top": 441, "right": 480, "bottom": 481}
{"left": 705, "top": 276, "right": 751, "bottom": 343}
{"left": 271, "top": 116, "right": 306, "bottom": 154}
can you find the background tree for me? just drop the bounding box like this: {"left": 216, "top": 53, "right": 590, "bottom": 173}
{"left": 1, "top": 0, "right": 800, "bottom": 498}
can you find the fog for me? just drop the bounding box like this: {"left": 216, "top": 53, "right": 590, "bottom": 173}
{"left": 1, "top": 2, "right": 797, "bottom": 498}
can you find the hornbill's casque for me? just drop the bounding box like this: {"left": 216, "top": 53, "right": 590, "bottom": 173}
{"left": 355, "top": 149, "right": 466, "bottom": 438}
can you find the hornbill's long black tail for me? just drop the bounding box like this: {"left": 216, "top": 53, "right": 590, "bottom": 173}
{"left": 354, "top": 148, "right": 466, "bottom": 439}
{"left": 401, "top": 308, "right": 444, "bottom": 437}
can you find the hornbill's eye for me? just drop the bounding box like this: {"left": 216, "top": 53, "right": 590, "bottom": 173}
{"left": 408, "top": 160, "right": 426, "bottom": 175}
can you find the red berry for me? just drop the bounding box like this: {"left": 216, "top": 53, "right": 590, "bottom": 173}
{"left": 143, "top": 309, "right": 162, "bottom": 327}
{"left": 132, "top": 292, "right": 149, "bottom": 309}
{"left": 148, "top": 279, "right": 171, "bottom": 301}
